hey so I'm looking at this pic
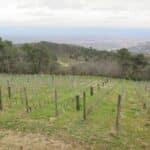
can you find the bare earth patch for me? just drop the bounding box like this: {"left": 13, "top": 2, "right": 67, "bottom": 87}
{"left": 0, "top": 130, "right": 89, "bottom": 150}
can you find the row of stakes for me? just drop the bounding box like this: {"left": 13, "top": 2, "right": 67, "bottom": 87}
{"left": 0, "top": 79, "right": 122, "bottom": 134}
{"left": 73, "top": 80, "right": 124, "bottom": 135}
{"left": 0, "top": 80, "right": 108, "bottom": 113}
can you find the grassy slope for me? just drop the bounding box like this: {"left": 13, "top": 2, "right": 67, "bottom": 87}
{"left": 0, "top": 74, "right": 149, "bottom": 149}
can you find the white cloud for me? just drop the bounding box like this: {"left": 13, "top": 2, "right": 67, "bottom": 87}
{"left": 0, "top": 0, "right": 150, "bottom": 27}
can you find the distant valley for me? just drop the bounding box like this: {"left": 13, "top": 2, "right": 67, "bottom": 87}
{"left": 128, "top": 41, "right": 150, "bottom": 54}
{"left": 49, "top": 39, "right": 150, "bottom": 54}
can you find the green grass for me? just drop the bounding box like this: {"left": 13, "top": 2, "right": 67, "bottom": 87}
{"left": 0, "top": 74, "right": 149, "bottom": 149}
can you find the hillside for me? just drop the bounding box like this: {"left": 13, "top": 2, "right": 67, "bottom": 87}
{"left": 17, "top": 41, "right": 101, "bottom": 58}
{"left": 0, "top": 74, "right": 149, "bottom": 150}
{"left": 0, "top": 38, "right": 150, "bottom": 80}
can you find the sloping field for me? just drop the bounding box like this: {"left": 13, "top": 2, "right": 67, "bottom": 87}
{"left": 0, "top": 74, "right": 149, "bottom": 149}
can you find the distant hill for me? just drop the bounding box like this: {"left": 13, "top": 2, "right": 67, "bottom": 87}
{"left": 0, "top": 38, "right": 150, "bottom": 80}
{"left": 129, "top": 41, "right": 150, "bottom": 54}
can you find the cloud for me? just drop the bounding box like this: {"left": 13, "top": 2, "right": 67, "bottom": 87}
{"left": 0, "top": 0, "right": 150, "bottom": 27}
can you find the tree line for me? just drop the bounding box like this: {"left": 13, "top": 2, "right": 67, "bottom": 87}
{"left": 0, "top": 37, "right": 149, "bottom": 80}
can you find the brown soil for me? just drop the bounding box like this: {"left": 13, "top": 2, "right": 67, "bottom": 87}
{"left": 0, "top": 130, "right": 90, "bottom": 150}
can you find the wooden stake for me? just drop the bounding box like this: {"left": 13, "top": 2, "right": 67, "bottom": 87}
{"left": 8, "top": 86, "right": 11, "bottom": 99}
{"left": 7, "top": 80, "right": 11, "bottom": 99}
{"left": 115, "top": 94, "right": 122, "bottom": 134}
{"left": 76, "top": 95, "right": 80, "bottom": 111}
{"left": 102, "top": 81, "right": 105, "bottom": 86}
{"left": 54, "top": 88, "right": 58, "bottom": 116}
{"left": 0, "top": 87, "right": 3, "bottom": 111}
{"left": 23, "top": 87, "right": 29, "bottom": 113}
{"left": 97, "top": 83, "right": 100, "bottom": 90}
{"left": 83, "top": 91, "right": 86, "bottom": 120}
{"left": 90, "top": 86, "right": 94, "bottom": 96}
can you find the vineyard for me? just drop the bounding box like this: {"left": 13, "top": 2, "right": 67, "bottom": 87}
{"left": 0, "top": 74, "right": 149, "bottom": 150}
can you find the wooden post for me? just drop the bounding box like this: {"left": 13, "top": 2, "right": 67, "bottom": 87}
{"left": 90, "top": 86, "right": 94, "bottom": 96}
{"left": 102, "top": 81, "right": 105, "bottom": 86}
{"left": 0, "top": 87, "right": 3, "bottom": 111}
{"left": 97, "top": 83, "right": 100, "bottom": 90}
{"left": 143, "top": 103, "right": 147, "bottom": 109}
{"left": 23, "top": 87, "right": 29, "bottom": 113}
{"left": 7, "top": 80, "right": 11, "bottom": 99}
{"left": 115, "top": 94, "right": 122, "bottom": 134}
{"left": 54, "top": 88, "right": 58, "bottom": 116}
{"left": 52, "top": 75, "right": 55, "bottom": 88}
{"left": 8, "top": 86, "right": 11, "bottom": 99}
{"left": 29, "top": 106, "right": 32, "bottom": 112}
{"left": 76, "top": 95, "right": 80, "bottom": 111}
{"left": 83, "top": 91, "right": 86, "bottom": 120}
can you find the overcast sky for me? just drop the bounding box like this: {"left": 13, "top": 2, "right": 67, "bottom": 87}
{"left": 0, "top": 0, "right": 150, "bottom": 43}
{"left": 0, "top": 0, "right": 150, "bottom": 27}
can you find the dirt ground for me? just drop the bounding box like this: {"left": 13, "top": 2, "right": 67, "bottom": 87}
{"left": 0, "top": 130, "right": 90, "bottom": 150}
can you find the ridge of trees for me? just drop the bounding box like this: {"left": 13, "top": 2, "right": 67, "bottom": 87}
{"left": 0, "top": 38, "right": 149, "bottom": 80}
